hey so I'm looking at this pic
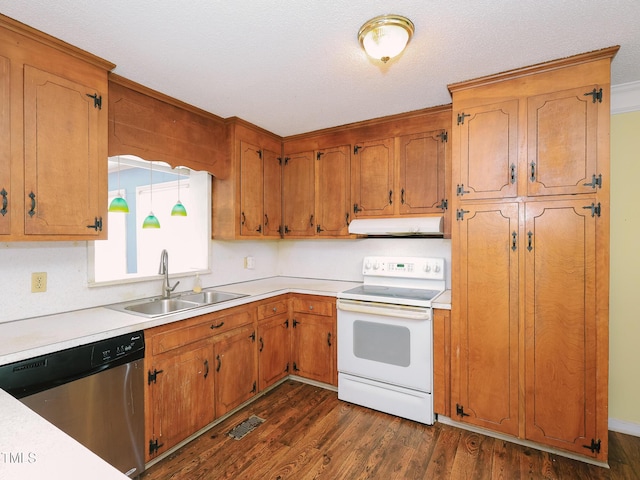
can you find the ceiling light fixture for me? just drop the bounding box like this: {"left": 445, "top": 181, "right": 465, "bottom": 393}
{"left": 358, "top": 14, "right": 414, "bottom": 63}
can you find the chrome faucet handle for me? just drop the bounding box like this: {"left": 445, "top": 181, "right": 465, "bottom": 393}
{"left": 167, "top": 280, "right": 180, "bottom": 294}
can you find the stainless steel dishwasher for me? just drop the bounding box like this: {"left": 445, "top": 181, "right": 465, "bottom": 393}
{"left": 0, "top": 331, "right": 145, "bottom": 478}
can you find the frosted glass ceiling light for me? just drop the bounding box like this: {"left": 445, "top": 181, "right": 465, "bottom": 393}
{"left": 358, "top": 14, "right": 414, "bottom": 63}
{"left": 108, "top": 156, "right": 129, "bottom": 213}
{"left": 142, "top": 161, "right": 160, "bottom": 229}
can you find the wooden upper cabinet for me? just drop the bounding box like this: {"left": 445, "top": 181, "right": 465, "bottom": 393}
{"left": 239, "top": 141, "right": 281, "bottom": 237}
{"left": 399, "top": 130, "right": 447, "bottom": 214}
{"left": 527, "top": 85, "right": 601, "bottom": 197}
{"left": 23, "top": 66, "right": 104, "bottom": 236}
{"left": 108, "top": 75, "right": 228, "bottom": 178}
{"left": 283, "top": 150, "right": 315, "bottom": 236}
{"left": 315, "top": 145, "right": 351, "bottom": 236}
{"left": 0, "top": 55, "right": 10, "bottom": 235}
{"left": 454, "top": 100, "right": 519, "bottom": 201}
{"left": 0, "top": 16, "right": 113, "bottom": 241}
{"left": 524, "top": 199, "right": 599, "bottom": 456}
{"left": 351, "top": 138, "right": 394, "bottom": 217}
{"left": 212, "top": 118, "right": 282, "bottom": 239}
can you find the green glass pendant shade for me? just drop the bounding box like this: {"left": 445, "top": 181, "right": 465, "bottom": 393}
{"left": 142, "top": 212, "right": 161, "bottom": 229}
{"left": 171, "top": 201, "right": 187, "bottom": 216}
{"left": 108, "top": 195, "right": 129, "bottom": 213}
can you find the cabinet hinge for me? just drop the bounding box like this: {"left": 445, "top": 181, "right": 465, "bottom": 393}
{"left": 149, "top": 438, "right": 164, "bottom": 455}
{"left": 147, "top": 368, "right": 164, "bottom": 385}
{"left": 582, "top": 438, "right": 601, "bottom": 454}
{"left": 316, "top": 224, "right": 324, "bottom": 233}
{"left": 456, "top": 184, "right": 470, "bottom": 196}
{"left": 257, "top": 149, "right": 262, "bottom": 159}
{"left": 86, "top": 93, "right": 102, "bottom": 109}
{"left": 584, "top": 88, "right": 603, "bottom": 103}
{"left": 456, "top": 209, "right": 469, "bottom": 221}
{"left": 583, "top": 174, "right": 602, "bottom": 189}
{"left": 293, "top": 362, "right": 299, "bottom": 372}
{"left": 455, "top": 404, "right": 470, "bottom": 417}
{"left": 249, "top": 331, "right": 256, "bottom": 342}
{"left": 284, "top": 157, "right": 290, "bottom": 165}
{"left": 284, "top": 319, "right": 289, "bottom": 328}
{"left": 316, "top": 152, "right": 324, "bottom": 160}
{"left": 251, "top": 380, "right": 257, "bottom": 394}
{"left": 457, "top": 113, "right": 470, "bottom": 125}
{"left": 353, "top": 145, "right": 362, "bottom": 155}
{"left": 582, "top": 202, "right": 602, "bottom": 217}
{"left": 353, "top": 203, "right": 362, "bottom": 214}
{"left": 437, "top": 199, "right": 448, "bottom": 211}
{"left": 437, "top": 131, "right": 448, "bottom": 143}
{"left": 285, "top": 362, "right": 290, "bottom": 372}
{"left": 277, "top": 157, "right": 283, "bottom": 165}
{"left": 86, "top": 217, "right": 103, "bottom": 231}
{"left": 292, "top": 319, "right": 299, "bottom": 328}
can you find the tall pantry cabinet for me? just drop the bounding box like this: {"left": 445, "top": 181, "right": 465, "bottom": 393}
{"left": 449, "top": 47, "right": 618, "bottom": 462}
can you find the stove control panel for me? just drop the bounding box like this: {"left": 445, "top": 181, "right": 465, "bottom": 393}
{"left": 362, "top": 256, "right": 445, "bottom": 280}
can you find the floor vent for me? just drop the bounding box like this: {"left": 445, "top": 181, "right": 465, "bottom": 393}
{"left": 228, "top": 415, "right": 265, "bottom": 440}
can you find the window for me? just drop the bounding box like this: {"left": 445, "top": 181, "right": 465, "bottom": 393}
{"left": 89, "top": 156, "right": 210, "bottom": 285}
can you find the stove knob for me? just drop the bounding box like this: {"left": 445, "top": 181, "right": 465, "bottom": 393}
{"left": 434, "top": 264, "right": 441, "bottom": 273}
{"left": 425, "top": 264, "right": 431, "bottom": 272}
{"left": 364, "top": 259, "right": 372, "bottom": 270}
{"left": 373, "top": 261, "right": 380, "bottom": 270}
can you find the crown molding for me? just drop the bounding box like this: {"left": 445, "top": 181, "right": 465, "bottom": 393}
{"left": 612, "top": 81, "right": 640, "bottom": 114}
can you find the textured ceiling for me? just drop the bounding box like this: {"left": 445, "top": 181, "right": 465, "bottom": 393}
{"left": 1, "top": 1, "right": 639, "bottom": 136}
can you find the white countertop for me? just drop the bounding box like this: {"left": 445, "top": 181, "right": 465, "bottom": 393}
{"left": 0, "top": 276, "right": 451, "bottom": 479}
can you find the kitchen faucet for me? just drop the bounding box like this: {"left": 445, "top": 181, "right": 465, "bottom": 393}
{"left": 159, "top": 249, "right": 179, "bottom": 298}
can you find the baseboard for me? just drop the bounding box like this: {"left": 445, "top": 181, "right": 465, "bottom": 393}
{"left": 608, "top": 418, "right": 640, "bottom": 437}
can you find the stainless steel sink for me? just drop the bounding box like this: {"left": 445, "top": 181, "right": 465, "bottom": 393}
{"left": 124, "top": 298, "right": 200, "bottom": 316}
{"left": 108, "top": 289, "right": 248, "bottom": 318}
{"left": 179, "top": 290, "right": 246, "bottom": 305}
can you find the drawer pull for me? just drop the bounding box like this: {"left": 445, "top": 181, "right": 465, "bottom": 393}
{"left": 210, "top": 321, "right": 225, "bottom": 329}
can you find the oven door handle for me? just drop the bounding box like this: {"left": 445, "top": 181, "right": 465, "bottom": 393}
{"left": 337, "top": 299, "right": 431, "bottom": 320}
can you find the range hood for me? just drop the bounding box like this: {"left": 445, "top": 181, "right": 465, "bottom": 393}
{"left": 348, "top": 216, "right": 443, "bottom": 237}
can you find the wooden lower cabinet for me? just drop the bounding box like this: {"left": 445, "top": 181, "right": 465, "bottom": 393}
{"left": 214, "top": 323, "right": 258, "bottom": 417}
{"left": 291, "top": 295, "right": 337, "bottom": 386}
{"left": 257, "top": 296, "right": 290, "bottom": 391}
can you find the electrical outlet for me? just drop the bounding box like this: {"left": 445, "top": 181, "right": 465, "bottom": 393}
{"left": 244, "top": 256, "right": 255, "bottom": 270}
{"left": 31, "top": 272, "right": 47, "bottom": 293}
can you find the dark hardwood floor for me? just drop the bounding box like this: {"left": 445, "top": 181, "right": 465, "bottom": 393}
{"left": 141, "top": 380, "right": 640, "bottom": 479}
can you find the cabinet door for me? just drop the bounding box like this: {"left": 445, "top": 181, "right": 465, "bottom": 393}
{"left": 455, "top": 100, "right": 518, "bottom": 200}
{"left": 239, "top": 141, "right": 264, "bottom": 236}
{"left": 214, "top": 325, "right": 258, "bottom": 417}
{"left": 148, "top": 343, "right": 214, "bottom": 459}
{"left": 291, "top": 313, "right": 335, "bottom": 385}
{"left": 23, "top": 65, "right": 105, "bottom": 236}
{"left": 524, "top": 199, "right": 600, "bottom": 456}
{"left": 399, "top": 130, "right": 447, "bottom": 214}
{"left": 258, "top": 313, "right": 290, "bottom": 391}
{"left": 527, "top": 86, "right": 600, "bottom": 197}
{"left": 453, "top": 202, "right": 519, "bottom": 436}
{"left": 0, "top": 55, "right": 9, "bottom": 235}
{"left": 315, "top": 145, "right": 350, "bottom": 236}
{"left": 283, "top": 150, "right": 315, "bottom": 236}
{"left": 263, "top": 147, "right": 282, "bottom": 237}
{"left": 351, "top": 138, "right": 394, "bottom": 217}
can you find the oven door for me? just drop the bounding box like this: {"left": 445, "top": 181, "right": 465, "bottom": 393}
{"left": 337, "top": 299, "right": 432, "bottom": 393}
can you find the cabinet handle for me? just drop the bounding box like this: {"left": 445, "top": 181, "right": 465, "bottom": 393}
{"left": 389, "top": 190, "right": 393, "bottom": 205}
{"left": 511, "top": 231, "right": 517, "bottom": 251}
{"left": 510, "top": 164, "right": 516, "bottom": 184}
{"left": 203, "top": 359, "right": 209, "bottom": 379}
{"left": 259, "top": 337, "right": 264, "bottom": 352}
{"left": 256, "top": 224, "right": 262, "bottom": 233}
{"left": 527, "top": 231, "right": 533, "bottom": 252}
{"left": 216, "top": 354, "right": 221, "bottom": 372}
{"left": 210, "top": 321, "right": 225, "bottom": 329}
{"left": 264, "top": 214, "right": 269, "bottom": 226}
{"left": 241, "top": 211, "right": 246, "bottom": 225}
{"left": 309, "top": 214, "right": 314, "bottom": 227}
{"left": 401, "top": 188, "right": 405, "bottom": 205}
{"left": 0, "top": 188, "right": 7, "bottom": 216}
{"left": 28, "top": 191, "right": 36, "bottom": 217}
{"left": 345, "top": 213, "right": 350, "bottom": 226}
{"left": 327, "top": 332, "right": 332, "bottom": 347}
{"left": 530, "top": 162, "right": 536, "bottom": 182}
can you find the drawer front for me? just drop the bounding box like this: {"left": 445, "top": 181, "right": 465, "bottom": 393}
{"left": 151, "top": 308, "right": 255, "bottom": 355}
{"left": 258, "top": 298, "right": 289, "bottom": 320}
{"left": 292, "top": 297, "right": 333, "bottom": 317}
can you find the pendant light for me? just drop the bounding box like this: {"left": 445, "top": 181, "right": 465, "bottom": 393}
{"left": 142, "top": 161, "right": 160, "bottom": 229}
{"left": 171, "top": 169, "right": 187, "bottom": 217}
{"left": 358, "top": 14, "right": 414, "bottom": 63}
{"left": 108, "top": 156, "right": 129, "bottom": 213}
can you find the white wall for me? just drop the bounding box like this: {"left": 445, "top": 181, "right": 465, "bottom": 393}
{"left": 0, "top": 237, "right": 450, "bottom": 323}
